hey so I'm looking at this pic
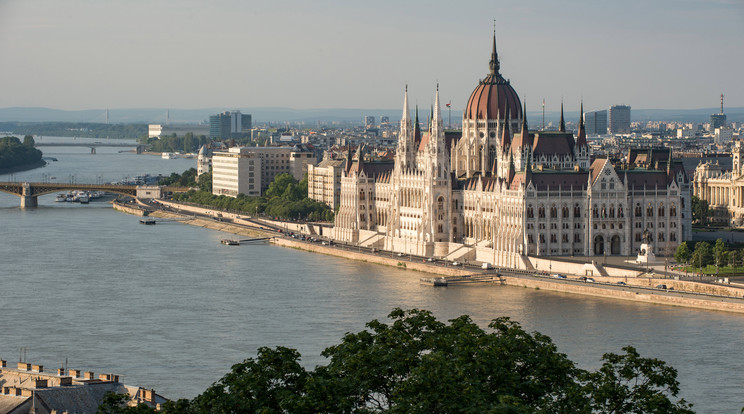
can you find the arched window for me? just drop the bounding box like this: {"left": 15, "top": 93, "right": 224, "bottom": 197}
{"left": 527, "top": 205, "right": 534, "bottom": 218}
{"left": 574, "top": 204, "right": 581, "bottom": 218}
{"left": 550, "top": 205, "right": 558, "bottom": 218}
{"left": 658, "top": 203, "right": 665, "bottom": 217}
{"left": 593, "top": 204, "right": 599, "bottom": 218}
{"left": 670, "top": 203, "right": 677, "bottom": 217}
{"left": 562, "top": 206, "right": 569, "bottom": 218}
{"left": 618, "top": 205, "right": 624, "bottom": 218}
{"left": 539, "top": 206, "right": 546, "bottom": 218}
{"left": 647, "top": 203, "right": 654, "bottom": 217}
{"left": 609, "top": 205, "right": 615, "bottom": 218}
{"left": 635, "top": 204, "right": 642, "bottom": 217}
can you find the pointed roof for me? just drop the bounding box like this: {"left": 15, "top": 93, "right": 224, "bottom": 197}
{"left": 414, "top": 105, "right": 421, "bottom": 146}
{"left": 500, "top": 108, "right": 511, "bottom": 151}
{"left": 512, "top": 101, "right": 531, "bottom": 152}
{"left": 576, "top": 100, "right": 587, "bottom": 147}
{"left": 489, "top": 30, "right": 500, "bottom": 76}
{"left": 401, "top": 85, "right": 410, "bottom": 126}
{"left": 559, "top": 100, "right": 566, "bottom": 132}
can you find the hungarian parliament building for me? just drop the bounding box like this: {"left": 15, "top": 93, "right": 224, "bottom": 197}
{"left": 329, "top": 36, "right": 692, "bottom": 267}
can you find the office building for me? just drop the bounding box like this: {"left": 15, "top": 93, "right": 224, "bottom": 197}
{"left": 608, "top": 105, "right": 631, "bottom": 134}
{"left": 209, "top": 111, "right": 252, "bottom": 138}
{"left": 583, "top": 110, "right": 607, "bottom": 135}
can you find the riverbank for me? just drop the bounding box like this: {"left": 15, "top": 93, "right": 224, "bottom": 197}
{"left": 0, "top": 159, "right": 46, "bottom": 175}
{"left": 145, "top": 201, "right": 744, "bottom": 314}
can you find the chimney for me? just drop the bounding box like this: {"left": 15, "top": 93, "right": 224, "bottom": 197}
{"left": 32, "top": 364, "right": 43, "bottom": 373}
{"left": 84, "top": 371, "right": 95, "bottom": 380}
{"left": 57, "top": 368, "right": 65, "bottom": 376}
{"left": 69, "top": 369, "right": 82, "bottom": 378}
{"left": 17, "top": 362, "right": 31, "bottom": 371}
{"left": 0, "top": 359, "right": 6, "bottom": 368}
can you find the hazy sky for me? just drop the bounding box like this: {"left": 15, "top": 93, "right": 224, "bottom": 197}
{"left": 1, "top": 0, "right": 742, "bottom": 114}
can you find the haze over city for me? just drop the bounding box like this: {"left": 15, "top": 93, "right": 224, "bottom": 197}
{"left": 1, "top": 0, "right": 742, "bottom": 113}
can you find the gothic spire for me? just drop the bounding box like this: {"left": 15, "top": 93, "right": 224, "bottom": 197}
{"left": 559, "top": 100, "right": 566, "bottom": 132}
{"left": 433, "top": 83, "right": 442, "bottom": 129}
{"left": 489, "top": 30, "right": 500, "bottom": 76}
{"left": 501, "top": 108, "right": 511, "bottom": 150}
{"left": 414, "top": 105, "right": 421, "bottom": 145}
{"left": 402, "top": 85, "right": 410, "bottom": 125}
{"left": 576, "top": 100, "right": 587, "bottom": 147}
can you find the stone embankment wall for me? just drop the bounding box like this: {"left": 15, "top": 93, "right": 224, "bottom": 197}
{"left": 111, "top": 201, "right": 147, "bottom": 216}
{"left": 140, "top": 201, "right": 744, "bottom": 314}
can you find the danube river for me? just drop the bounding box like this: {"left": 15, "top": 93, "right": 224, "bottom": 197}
{"left": 1, "top": 138, "right": 743, "bottom": 412}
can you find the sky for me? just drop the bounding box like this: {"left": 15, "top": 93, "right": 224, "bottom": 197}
{"left": 1, "top": 0, "right": 742, "bottom": 114}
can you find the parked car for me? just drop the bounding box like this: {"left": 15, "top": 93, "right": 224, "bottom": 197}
{"left": 578, "top": 276, "right": 588, "bottom": 282}
{"left": 452, "top": 261, "right": 461, "bottom": 266}
{"left": 616, "top": 281, "right": 627, "bottom": 286}
{"left": 427, "top": 257, "right": 436, "bottom": 262}
{"left": 397, "top": 252, "right": 405, "bottom": 257}
{"left": 655, "top": 284, "right": 668, "bottom": 290}
{"left": 585, "top": 277, "right": 596, "bottom": 283}
{"left": 551, "top": 273, "right": 566, "bottom": 279}
{"left": 482, "top": 262, "right": 494, "bottom": 270}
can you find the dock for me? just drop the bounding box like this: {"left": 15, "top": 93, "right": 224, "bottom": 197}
{"left": 420, "top": 274, "right": 503, "bottom": 286}
{"left": 220, "top": 237, "right": 272, "bottom": 245}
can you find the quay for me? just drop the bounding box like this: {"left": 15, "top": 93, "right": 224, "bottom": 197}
{"left": 141, "top": 200, "right": 744, "bottom": 314}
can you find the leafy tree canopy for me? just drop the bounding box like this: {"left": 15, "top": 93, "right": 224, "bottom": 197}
{"left": 99, "top": 309, "right": 693, "bottom": 414}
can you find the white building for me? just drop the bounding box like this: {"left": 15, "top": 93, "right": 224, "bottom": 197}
{"left": 714, "top": 127, "right": 733, "bottom": 145}
{"left": 211, "top": 145, "right": 316, "bottom": 197}
{"left": 331, "top": 35, "right": 692, "bottom": 266}
{"left": 212, "top": 147, "right": 262, "bottom": 197}
{"left": 148, "top": 124, "right": 209, "bottom": 139}
{"left": 307, "top": 157, "right": 346, "bottom": 211}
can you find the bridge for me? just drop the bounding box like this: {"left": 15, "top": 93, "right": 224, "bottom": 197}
{"left": 0, "top": 182, "right": 189, "bottom": 208}
{"left": 34, "top": 142, "right": 147, "bottom": 154}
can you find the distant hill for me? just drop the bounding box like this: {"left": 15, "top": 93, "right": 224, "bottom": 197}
{"left": 0, "top": 106, "right": 742, "bottom": 126}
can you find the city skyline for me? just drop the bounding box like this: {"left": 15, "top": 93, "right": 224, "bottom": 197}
{"left": 1, "top": 0, "right": 742, "bottom": 113}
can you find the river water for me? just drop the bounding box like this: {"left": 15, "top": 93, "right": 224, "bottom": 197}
{"left": 1, "top": 138, "right": 742, "bottom": 412}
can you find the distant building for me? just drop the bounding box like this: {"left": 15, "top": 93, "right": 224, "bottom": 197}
{"left": 211, "top": 145, "right": 316, "bottom": 197}
{"left": 676, "top": 128, "right": 696, "bottom": 139}
{"left": 583, "top": 110, "right": 607, "bottom": 135}
{"left": 307, "top": 157, "right": 346, "bottom": 210}
{"left": 209, "top": 111, "right": 252, "bottom": 139}
{"left": 380, "top": 116, "right": 390, "bottom": 125}
{"left": 364, "top": 116, "right": 375, "bottom": 128}
{"left": 608, "top": 105, "right": 631, "bottom": 134}
{"left": 714, "top": 127, "right": 733, "bottom": 145}
{"left": 148, "top": 124, "right": 209, "bottom": 139}
{"left": 711, "top": 93, "right": 727, "bottom": 130}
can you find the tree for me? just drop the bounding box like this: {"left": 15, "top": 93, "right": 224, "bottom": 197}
{"left": 124, "top": 309, "right": 693, "bottom": 413}
{"left": 691, "top": 242, "right": 712, "bottom": 273}
{"left": 266, "top": 173, "right": 298, "bottom": 198}
{"left": 713, "top": 238, "right": 726, "bottom": 272}
{"left": 674, "top": 242, "right": 691, "bottom": 265}
{"left": 23, "top": 134, "right": 35, "bottom": 147}
{"left": 584, "top": 346, "right": 693, "bottom": 413}
{"left": 691, "top": 196, "right": 709, "bottom": 225}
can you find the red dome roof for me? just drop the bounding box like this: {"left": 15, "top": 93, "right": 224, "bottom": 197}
{"left": 464, "top": 36, "right": 522, "bottom": 122}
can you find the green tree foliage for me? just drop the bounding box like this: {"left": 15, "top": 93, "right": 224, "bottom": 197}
{"left": 0, "top": 122, "right": 146, "bottom": 139}
{"left": 583, "top": 346, "right": 693, "bottom": 413}
{"left": 0, "top": 136, "right": 43, "bottom": 169}
{"left": 23, "top": 134, "right": 35, "bottom": 147}
{"left": 691, "top": 241, "right": 712, "bottom": 270}
{"left": 97, "top": 309, "right": 694, "bottom": 414}
{"left": 172, "top": 171, "right": 334, "bottom": 222}
{"left": 713, "top": 238, "right": 726, "bottom": 270}
{"left": 674, "top": 242, "right": 691, "bottom": 264}
{"left": 158, "top": 168, "right": 199, "bottom": 187}
{"left": 691, "top": 196, "right": 709, "bottom": 225}
{"left": 143, "top": 134, "right": 209, "bottom": 154}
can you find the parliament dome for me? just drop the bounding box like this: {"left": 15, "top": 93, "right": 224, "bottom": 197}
{"left": 464, "top": 36, "right": 522, "bottom": 122}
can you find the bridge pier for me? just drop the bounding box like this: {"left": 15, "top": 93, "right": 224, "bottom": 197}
{"left": 21, "top": 183, "right": 37, "bottom": 208}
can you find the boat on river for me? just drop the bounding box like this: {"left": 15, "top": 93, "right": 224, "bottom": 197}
{"left": 55, "top": 194, "right": 66, "bottom": 202}
{"left": 221, "top": 239, "right": 240, "bottom": 245}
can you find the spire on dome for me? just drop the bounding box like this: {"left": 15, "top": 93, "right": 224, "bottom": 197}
{"left": 576, "top": 100, "right": 587, "bottom": 147}
{"left": 433, "top": 83, "right": 442, "bottom": 128}
{"left": 489, "top": 30, "right": 500, "bottom": 76}
{"left": 559, "top": 100, "right": 566, "bottom": 132}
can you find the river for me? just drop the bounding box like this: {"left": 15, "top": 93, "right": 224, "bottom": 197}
{"left": 1, "top": 137, "right": 742, "bottom": 412}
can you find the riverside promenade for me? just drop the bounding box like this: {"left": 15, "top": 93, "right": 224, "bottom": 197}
{"left": 143, "top": 200, "right": 744, "bottom": 314}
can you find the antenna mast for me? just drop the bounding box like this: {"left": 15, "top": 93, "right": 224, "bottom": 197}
{"left": 721, "top": 93, "right": 725, "bottom": 114}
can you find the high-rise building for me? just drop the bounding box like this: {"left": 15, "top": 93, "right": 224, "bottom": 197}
{"left": 711, "top": 94, "right": 727, "bottom": 130}
{"left": 608, "top": 105, "right": 631, "bottom": 134}
{"left": 583, "top": 110, "right": 607, "bottom": 135}
{"left": 380, "top": 116, "right": 390, "bottom": 125}
{"left": 209, "top": 111, "right": 252, "bottom": 138}
{"left": 364, "top": 116, "right": 375, "bottom": 128}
